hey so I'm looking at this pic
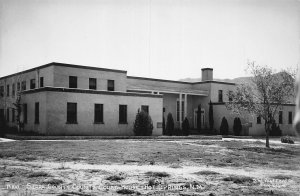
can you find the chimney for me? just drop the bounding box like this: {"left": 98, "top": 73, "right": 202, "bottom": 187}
{"left": 201, "top": 68, "right": 213, "bottom": 81}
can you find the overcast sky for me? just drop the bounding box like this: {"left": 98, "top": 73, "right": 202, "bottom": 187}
{"left": 0, "top": 0, "right": 299, "bottom": 80}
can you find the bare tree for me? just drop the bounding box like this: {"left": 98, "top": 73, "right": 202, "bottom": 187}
{"left": 13, "top": 90, "right": 22, "bottom": 132}
{"left": 226, "top": 61, "right": 295, "bottom": 148}
{"left": 12, "top": 73, "right": 25, "bottom": 133}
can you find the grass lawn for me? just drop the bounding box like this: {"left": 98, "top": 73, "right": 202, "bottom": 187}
{"left": 0, "top": 138, "right": 299, "bottom": 195}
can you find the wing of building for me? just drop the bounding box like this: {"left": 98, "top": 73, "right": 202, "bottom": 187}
{"left": 0, "top": 62, "right": 295, "bottom": 136}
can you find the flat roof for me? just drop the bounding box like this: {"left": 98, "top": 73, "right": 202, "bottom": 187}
{"left": 127, "top": 76, "right": 235, "bottom": 85}
{"left": 0, "top": 62, "right": 127, "bottom": 80}
{"left": 23, "top": 87, "right": 162, "bottom": 98}
{"left": 127, "top": 76, "right": 192, "bottom": 84}
{"left": 128, "top": 87, "right": 209, "bottom": 96}
{"left": 0, "top": 62, "right": 235, "bottom": 86}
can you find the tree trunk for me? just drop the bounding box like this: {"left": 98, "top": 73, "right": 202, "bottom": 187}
{"left": 265, "top": 122, "right": 270, "bottom": 148}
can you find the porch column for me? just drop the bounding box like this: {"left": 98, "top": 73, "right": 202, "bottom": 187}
{"left": 184, "top": 94, "right": 187, "bottom": 118}
{"left": 179, "top": 93, "right": 182, "bottom": 128}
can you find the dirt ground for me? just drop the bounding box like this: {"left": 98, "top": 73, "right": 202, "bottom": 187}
{"left": 0, "top": 138, "right": 299, "bottom": 196}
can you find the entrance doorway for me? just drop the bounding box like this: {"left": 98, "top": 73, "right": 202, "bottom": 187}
{"left": 194, "top": 108, "right": 205, "bottom": 129}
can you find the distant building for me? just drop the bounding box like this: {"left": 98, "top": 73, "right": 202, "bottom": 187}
{"left": 0, "top": 62, "right": 295, "bottom": 136}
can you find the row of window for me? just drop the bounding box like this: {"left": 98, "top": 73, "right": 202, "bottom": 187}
{"left": 0, "top": 77, "right": 44, "bottom": 97}
{"left": 256, "top": 111, "right": 293, "bottom": 124}
{"left": 2, "top": 103, "right": 149, "bottom": 125}
{"left": 66, "top": 103, "right": 148, "bottom": 124}
{"left": 0, "top": 75, "right": 116, "bottom": 97}
{"left": 66, "top": 103, "right": 131, "bottom": 124}
{"left": 69, "top": 76, "right": 115, "bottom": 91}
{"left": 1, "top": 104, "right": 30, "bottom": 124}
{"left": 218, "top": 90, "right": 233, "bottom": 103}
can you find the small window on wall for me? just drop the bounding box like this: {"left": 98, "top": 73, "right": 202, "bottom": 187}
{"left": 69, "top": 76, "right": 77, "bottom": 88}
{"left": 12, "top": 83, "right": 15, "bottom": 97}
{"left": 21, "top": 81, "right": 26, "bottom": 91}
{"left": 288, "top": 111, "right": 293, "bottom": 124}
{"left": 6, "top": 108, "right": 9, "bottom": 122}
{"left": 218, "top": 90, "right": 223, "bottom": 102}
{"left": 67, "top": 103, "right": 77, "bottom": 123}
{"left": 0, "top": 86, "right": 4, "bottom": 97}
{"left": 141, "top": 105, "right": 149, "bottom": 114}
{"left": 107, "top": 80, "right": 115, "bottom": 91}
{"left": 94, "top": 104, "right": 103, "bottom": 123}
{"left": 40, "top": 77, "right": 44, "bottom": 88}
{"left": 279, "top": 111, "right": 283, "bottom": 124}
{"left": 6, "top": 85, "right": 9, "bottom": 97}
{"left": 17, "top": 82, "right": 20, "bottom": 91}
{"left": 257, "top": 116, "right": 261, "bottom": 124}
{"left": 89, "top": 78, "right": 97, "bottom": 90}
{"left": 119, "top": 105, "right": 127, "bottom": 124}
{"left": 23, "top": 104, "right": 27, "bottom": 123}
{"left": 30, "top": 79, "right": 36, "bottom": 89}
{"left": 35, "top": 102, "right": 39, "bottom": 124}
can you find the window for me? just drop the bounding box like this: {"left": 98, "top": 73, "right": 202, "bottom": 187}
{"left": 17, "top": 82, "right": 20, "bottom": 91}
{"left": 40, "top": 77, "right": 44, "bottom": 88}
{"left": 257, "top": 116, "right": 261, "bottom": 124}
{"left": 35, "top": 102, "right": 39, "bottom": 124}
{"left": 69, "top": 76, "right": 77, "bottom": 88}
{"left": 0, "top": 109, "right": 4, "bottom": 121}
{"left": 23, "top": 104, "right": 27, "bottom": 123}
{"left": 107, "top": 80, "right": 115, "bottom": 91}
{"left": 12, "top": 83, "right": 15, "bottom": 97}
{"left": 0, "top": 86, "right": 3, "bottom": 97}
{"left": 176, "top": 100, "right": 184, "bottom": 121}
{"left": 288, "top": 111, "right": 293, "bottom": 124}
{"left": 67, "top": 103, "right": 77, "bottom": 123}
{"left": 12, "top": 108, "right": 15, "bottom": 122}
{"left": 218, "top": 90, "right": 223, "bottom": 102}
{"left": 7, "top": 85, "right": 9, "bottom": 97}
{"left": 89, "top": 78, "right": 97, "bottom": 90}
{"left": 279, "top": 111, "right": 283, "bottom": 124}
{"left": 21, "top": 81, "right": 26, "bottom": 91}
{"left": 30, "top": 79, "right": 36, "bottom": 89}
{"left": 94, "top": 104, "right": 103, "bottom": 123}
{"left": 141, "top": 105, "right": 149, "bottom": 114}
{"left": 228, "top": 90, "right": 233, "bottom": 101}
{"left": 6, "top": 108, "right": 9, "bottom": 122}
{"left": 119, "top": 105, "right": 127, "bottom": 124}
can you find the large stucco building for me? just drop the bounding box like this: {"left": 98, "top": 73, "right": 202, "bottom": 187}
{"left": 0, "top": 62, "right": 296, "bottom": 136}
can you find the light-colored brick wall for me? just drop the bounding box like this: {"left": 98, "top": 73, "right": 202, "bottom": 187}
{"left": 127, "top": 77, "right": 192, "bottom": 92}
{"left": 249, "top": 105, "right": 295, "bottom": 136}
{"left": 53, "top": 66, "right": 127, "bottom": 91}
{"left": 0, "top": 66, "right": 54, "bottom": 127}
{"left": 21, "top": 92, "right": 48, "bottom": 134}
{"left": 209, "top": 83, "right": 235, "bottom": 103}
{"left": 1, "top": 63, "right": 296, "bottom": 136}
{"left": 44, "top": 91, "right": 162, "bottom": 135}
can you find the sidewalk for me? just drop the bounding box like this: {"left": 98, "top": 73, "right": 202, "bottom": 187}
{"left": 4, "top": 134, "right": 222, "bottom": 141}
{"left": 0, "top": 137, "right": 15, "bottom": 142}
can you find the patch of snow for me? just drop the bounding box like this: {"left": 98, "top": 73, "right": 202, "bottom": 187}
{"left": 3, "top": 159, "right": 299, "bottom": 180}
{"left": 222, "top": 138, "right": 299, "bottom": 145}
